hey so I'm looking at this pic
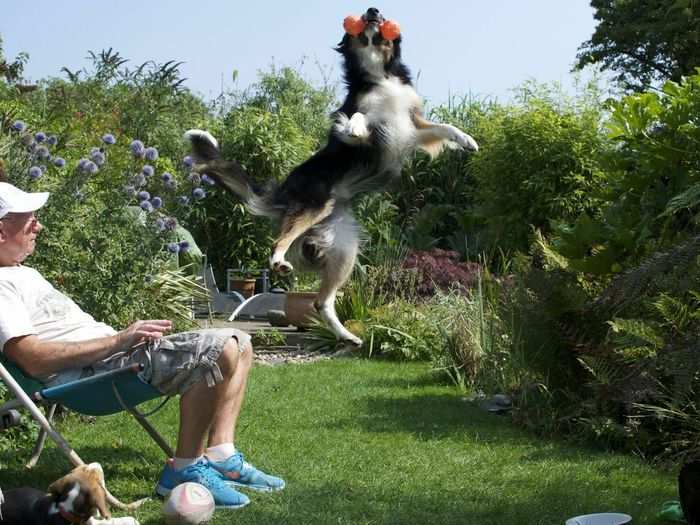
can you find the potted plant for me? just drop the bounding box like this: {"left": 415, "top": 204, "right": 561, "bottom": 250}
{"left": 229, "top": 269, "right": 257, "bottom": 299}
{"left": 284, "top": 272, "right": 320, "bottom": 329}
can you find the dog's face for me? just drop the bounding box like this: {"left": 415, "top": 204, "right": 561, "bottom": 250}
{"left": 48, "top": 463, "right": 110, "bottom": 523}
{"left": 337, "top": 7, "right": 402, "bottom": 79}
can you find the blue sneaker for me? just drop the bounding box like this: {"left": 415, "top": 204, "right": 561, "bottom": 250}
{"left": 155, "top": 459, "right": 250, "bottom": 509}
{"left": 207, "top": 452, "right": 285, "bottom": 492}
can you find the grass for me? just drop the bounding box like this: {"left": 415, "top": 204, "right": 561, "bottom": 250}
{"left": 0, "top": 360, "right": 677, "bottom": 524}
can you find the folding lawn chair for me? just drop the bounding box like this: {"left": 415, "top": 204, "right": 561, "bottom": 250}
{"left": 0, "top": 357, "right": 173, "bottom": 509}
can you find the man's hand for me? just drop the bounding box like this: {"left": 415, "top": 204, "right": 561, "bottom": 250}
{"left": 117, "top": 320, "right": 173, "bottom": 350}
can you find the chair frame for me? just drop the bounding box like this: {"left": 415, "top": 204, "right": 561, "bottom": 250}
{"left": 0, "top": 361, "right": 173, "bottom": 509}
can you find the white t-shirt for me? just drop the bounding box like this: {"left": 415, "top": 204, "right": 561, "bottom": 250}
{"left": 0, "top": 266, "right": 116, "bottom": 380}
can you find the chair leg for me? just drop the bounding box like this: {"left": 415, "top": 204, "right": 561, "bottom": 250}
{"left": 126, "top": 406, "right": 175, "bottom": 458}
{"left": 26, "top": 403, "right": 57, "bottom": 468}
{"left": 111, "top": 382, "right": 174, "bottom": 458}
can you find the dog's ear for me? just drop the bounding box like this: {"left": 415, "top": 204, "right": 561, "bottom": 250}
{"left": 89, "top": 480, "right": 110, "bottom": 519}
{"left": 49, "top": 464, "right": 112, "bottom": 520}
{"left": 48, "top": 471, "right": 79, "bottom": 498}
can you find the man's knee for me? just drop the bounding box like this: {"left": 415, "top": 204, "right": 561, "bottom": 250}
{"left": 218, "top": 336, "right": 253, "bottom": 377}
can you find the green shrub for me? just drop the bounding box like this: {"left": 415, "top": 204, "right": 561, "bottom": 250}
{"left": 470, "top": 82, "right": 607, "bottom": 255}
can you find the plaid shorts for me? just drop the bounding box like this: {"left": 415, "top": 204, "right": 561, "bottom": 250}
{"left": 49, "top": 328, "right": 251, "bottom": 396}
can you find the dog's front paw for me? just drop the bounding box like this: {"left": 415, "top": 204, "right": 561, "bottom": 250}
{"left": 342, "top": 333, "right": 363, "bottom": 347}
{"left": 270, "top": 257, "right": 294, "bottom": 276}
{"left": 448, "top": 126, "right": 479, "bottom": 152}
{"left": 347, "top": 113, "right": 370, "bottom": 139}
{"left": 334, "top": 112, "right": 370, "bottom": 144}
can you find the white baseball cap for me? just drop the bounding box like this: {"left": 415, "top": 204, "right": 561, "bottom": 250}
{"left": 0, "top": 182, "right": 50, "bottom": 220}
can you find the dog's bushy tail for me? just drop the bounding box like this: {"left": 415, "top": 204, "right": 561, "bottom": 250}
{"left": 184, "top": 129, "right": 279, "bottom": 217}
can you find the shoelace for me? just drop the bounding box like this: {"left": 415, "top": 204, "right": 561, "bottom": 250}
{"left": 228, "top": 453, "right": 255, "bottom": 476}
{"left": 189, "top": 462, "right": 230, "bottom": 490}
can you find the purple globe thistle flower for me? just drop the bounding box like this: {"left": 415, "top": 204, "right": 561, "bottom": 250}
{"left": 193, "top": 187, "right": 206, "bottom": 200}
{"left": 178, "top": 240, "right": 190, "bottom": 252}
{"left": 123, "top": 185, "right": 137, "bottom": 197}
{"left": 132, "top": 173, "right": 147, "bottom": 187}
{"left": 154, "top": 217, "right": 167, "bottom": 232}
{"left": 201, "top": 174, "right": 216, "bottom": 186}
{"left": 183, "top": 155, "right": 194, "bottom": 168}
{"left": 151, "top": 196, "right": 163, "bottom": 209}
{"left": 142, "top": 165, "right": 154, "bottom": 177}
{"left": 167, "top": 242, "right": 180, "bottom": 254}
{"left": 165, "top": 179, "right": 178, "bottom": 190}
{"left": 28, "top": 166, "right": 43, "bottom": 180}
{"left": 144, "top": 147, "right": 159, "bottom": 161}
{"left": 77, "top": 158, "right": 90, "bottom": 171}
{"left": 47, "top": 135, "right": 58, "bottom": 146}
{"left": 84, "top": 161, "right": 99, "bottom": 175}
{"left": 130, "top": 140, "right": 145, "bottom": 157}
{"left": 34, "top": 132, "right": 47, "bottom": 143}
{"left": 177, "top": 195, "right": 190, "bottom": 205}
{"left": 91, "top": 151, "right": 106, "bottom": 166}
{"left": 11, "top": 120, "right": 26, "bottom": 132}
{"left": 161, "top": 171, "right": 173, "bottom": 183}
{"left": 165, "top": 217, "right": 179, "bottom": 231}
{"left": 102, "top": 133, "right": 116, "bottom": 145}
{"left": 53, "top": 157, "right": 66, "bottom": 168}
{"left": 140, "top": 200, "right": 154, "bottom": 213}
{"left": 137, "top": 190, "right": 151, "bottom": 201}
{"left": 36, "top": 145, "right": 50, "bottom": 159}
{"left": 187, "top": 172, "right": 201, "bottom": 186}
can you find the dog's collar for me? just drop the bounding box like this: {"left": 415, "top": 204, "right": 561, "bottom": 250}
{"left": 58, "top": 504, "right": 85, "bottom": 524}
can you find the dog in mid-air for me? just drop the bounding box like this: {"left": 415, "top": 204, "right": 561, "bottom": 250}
{"left": 0, "top": 463, "right": 139, "bottom": 525}
{"left": 186, "top": 7, "right": 478, "bottom": 346}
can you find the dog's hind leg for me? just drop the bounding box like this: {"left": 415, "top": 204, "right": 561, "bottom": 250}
{"left": 313, "top": 216, "right": 362, "bottom": 347}
{"left": 271, "top": 200, "right": 335, "bottom": 275}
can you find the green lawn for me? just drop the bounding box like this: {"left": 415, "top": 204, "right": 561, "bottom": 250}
{"left": 0, "top": 360, "right": 677, "bottom": 524}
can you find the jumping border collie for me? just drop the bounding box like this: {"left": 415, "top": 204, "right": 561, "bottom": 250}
{"left": 185, "top": 7, "right": 478, "bottom": 346}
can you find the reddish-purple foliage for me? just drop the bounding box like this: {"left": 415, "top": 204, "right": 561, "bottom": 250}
{"left": 402, "top": 249, "right": 482, "bottom": 297}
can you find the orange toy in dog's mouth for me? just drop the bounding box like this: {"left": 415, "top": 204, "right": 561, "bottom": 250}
{"left": 343, "top": 15, "right": 401, "bottom": 40}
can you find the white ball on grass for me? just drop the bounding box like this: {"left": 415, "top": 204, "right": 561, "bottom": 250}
{"left": 163, "top": 482, "right": 215, "bottom": 525}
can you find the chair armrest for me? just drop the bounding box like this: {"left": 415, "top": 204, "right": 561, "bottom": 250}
{"left": 40, "top": 364, "right": 143, "bottom": 399}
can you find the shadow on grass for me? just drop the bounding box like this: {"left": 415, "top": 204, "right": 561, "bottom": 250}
{"left": 0, "top": 444, "right": 164, "bottom": 495}
{"left": 330, "top": 393, "right": 642, "bottom": 465}
{"left": 335, "top": 393, "right": 517, "bottom": 439}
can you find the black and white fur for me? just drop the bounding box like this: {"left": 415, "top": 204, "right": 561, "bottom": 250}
{"left": 185, "top": 7, "right": 478, "bottom": 346}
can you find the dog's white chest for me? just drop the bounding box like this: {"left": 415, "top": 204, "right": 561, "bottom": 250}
{"left": 359, "top": 78, "right": 421, "bottom": 154}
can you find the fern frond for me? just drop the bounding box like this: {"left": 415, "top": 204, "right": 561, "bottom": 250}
{"left": 595, "top": 234, "right": 700, "bottom": 311}
{"left": 533, "top": 229, "right": 569, "bottom": 270}
{"left": 652, "top": 293, "right": 691, "bottom": 331}
{"left": 661, "top": 183, "right": 700, "bottom": 217}
{"left": 607, "top": 317, "right": 665, "bottom": 349}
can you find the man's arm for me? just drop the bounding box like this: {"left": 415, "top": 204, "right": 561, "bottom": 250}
{"left": 4, "top": 319, "right": 172, "bottom": 378}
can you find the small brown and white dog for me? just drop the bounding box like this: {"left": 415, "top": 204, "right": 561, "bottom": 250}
{"left": 185, "top": 7, "right": 478, "bottom": 346}
{"left": 0, "top": 463, "right": 139, "bottom": 525}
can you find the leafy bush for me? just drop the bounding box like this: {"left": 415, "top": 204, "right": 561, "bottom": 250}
{"left": 470, "top": 82, "right": 607, "bottom": 255}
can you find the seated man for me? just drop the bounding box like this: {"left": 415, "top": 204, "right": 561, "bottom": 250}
{"left": 0, "top": 182, "right": 284, "bottom": 509}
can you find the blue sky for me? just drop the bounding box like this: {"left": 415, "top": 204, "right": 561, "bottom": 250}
{"left": 2, "top": 1, "right": 597, "bottom": 106}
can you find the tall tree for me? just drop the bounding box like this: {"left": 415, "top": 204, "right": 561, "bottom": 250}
{"left": 575, "top": 0, "right": 700, "bottom": 91}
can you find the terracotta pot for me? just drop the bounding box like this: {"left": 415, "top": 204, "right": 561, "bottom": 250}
{"left": 230, "top": 278, "right": 256, "bottom": 299}
{"left": 284, "top": 291, "right": 318, "bottom": 328}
